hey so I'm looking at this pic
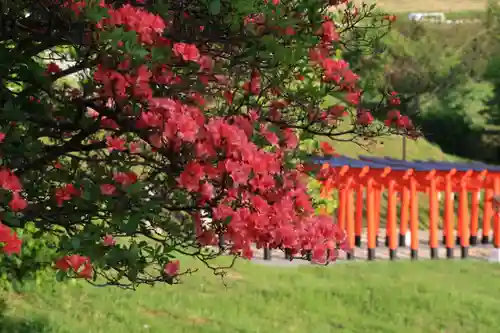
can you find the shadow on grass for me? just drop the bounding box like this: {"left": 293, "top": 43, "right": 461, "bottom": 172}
{"left": 0, "top": 298, "right": 51, "bottom": 333}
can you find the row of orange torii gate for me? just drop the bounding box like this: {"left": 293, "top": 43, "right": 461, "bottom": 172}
{"left": 314, "top": 155, "right": 500, "bottom": 261}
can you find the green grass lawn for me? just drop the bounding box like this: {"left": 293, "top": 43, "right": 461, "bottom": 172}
{"left": 2, "top": 257, "right": 500, "bottom": 333}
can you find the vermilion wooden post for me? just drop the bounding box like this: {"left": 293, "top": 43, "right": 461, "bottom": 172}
{"left": 399, "top": 187, "right": 410, "bottom": 247}
{"left": 458, "top": 177, "right": 470, "bottom": 258}
{"left": 471, "top": 170, "right": 487, "bottom": 246}
{"left": 366, "top": 177, "right": 376, "bottom": 260}
{"left": 444, "top": 170, "right": 456, "bottom": 258}
{"left": 493, "top": 177, "right": 500, "bottom": 248}
{"left": 457, "top": 192, "right": 462, "bottom": 245}
{"left": 374, "top": 187, "right": 382, "bottom": 247}
{"left": 409, "top": 177, "right": 419, "bottom": 260}
{"left": 387, "top": 178, "right": 397, "bottom": 260}
{"left": 377, "top": 167, "right": 392, "bottom": 248}
{"left": 470, "top": 190, "right": 480, "bottom": 246}
{"left": 337, "top": 187, "right": 347, "bottom": 233}
{"left": 456, "top": 172, "right": 472, "bottom": 246}
{"left": 346, "top": 187, "right": 355, "bottom": 260}
{"left": 483, "top": 188, "right": 493, "bottom": 244}
{"left": 428, "top": 174, "right": 439, "bottom": 259}
{"left": 355, "top": 184, "right": 363, "bottom": 247}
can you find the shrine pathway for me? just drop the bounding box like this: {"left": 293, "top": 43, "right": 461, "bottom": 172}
{"left": 247, "top": 228, "right": 493, "bottom": 267}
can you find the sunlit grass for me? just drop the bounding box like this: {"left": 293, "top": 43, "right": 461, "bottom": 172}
{"left": 356, "top": 0, "right": 494, "bottom": 15}
{"left": 2, "top": 257, "right": 500, "bottom": 333}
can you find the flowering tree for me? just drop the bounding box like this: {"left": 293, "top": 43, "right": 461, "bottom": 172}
{"left": 0, "top": 0, "right": 414, "bottom": 287}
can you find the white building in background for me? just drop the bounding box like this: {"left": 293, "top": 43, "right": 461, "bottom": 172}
{"left": 408, "top": 12, "right": 446, "bottom": 23}
{"left": 407, "top": 12, "right": 479, "bottom": 25}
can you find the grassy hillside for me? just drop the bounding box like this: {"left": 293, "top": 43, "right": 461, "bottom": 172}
{"left": 332, "top": 135, "right": 457, "bottom": 161}
{"left": 2, "top": 257, "right": 500, "bottom": 333}
{"left": 357, "top": 0, "right": 495, "bottom": 14}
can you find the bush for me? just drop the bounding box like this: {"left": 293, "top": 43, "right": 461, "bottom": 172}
{"left": 0, "top": 0, "right": 407, "bottom": 288}
{"left": 0, "top": 222, "right": 60, "bottom": 291}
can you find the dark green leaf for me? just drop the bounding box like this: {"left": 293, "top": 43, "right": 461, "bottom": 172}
{"left": 127, "top": 267, "right": 138, "bottom": 282}
{"left": 209, "top": 0, "right": 221, "bottom": 15}
{"left": 126, "top": 182, "right": 143, "bottom": 195}
{"left": 55, "top": 270, "right": 66, "bottom": 282}
{"left": 123, "top": 214, "right": 141, "bottom": 234}
{"left": 223, "top": 215, "right": 232, "bottom": 225}
{"left": 70, "top": 238, "right": 80, "bottom": 250}
{"left": 86, "top": 5, "right": 110, "bottom": 23}
{"left": 3, "top": 212, "right": 20, "bottom": 227}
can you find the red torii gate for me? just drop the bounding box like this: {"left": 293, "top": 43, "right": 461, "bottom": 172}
{"left": 317, "top": 155, "right": 500, "bottom": 260}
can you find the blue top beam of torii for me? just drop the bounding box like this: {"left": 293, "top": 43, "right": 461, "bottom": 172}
{"left": 359, "top": 156, "right": 487, "bottom": 172}
{"left": 366, "top": 156, "right": 500, "bottom": 172}
{"left": 314, "top": 155, "right": 407, "bottom": 170}
{"left": 314, "top": 155, "right": 500, "bottom": 173}
{"left": 411, "top": 158, "right": 500, "bottom": 172}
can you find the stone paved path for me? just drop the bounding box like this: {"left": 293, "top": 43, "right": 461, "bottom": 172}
{"left": 248, "top": 228, "right": 494, "bottom": 266}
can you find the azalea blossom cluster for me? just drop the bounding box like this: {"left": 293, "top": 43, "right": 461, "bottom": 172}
{"left": 85, "top": 2, "right": 361, "bottom": 263}
{"left": 0, "top": 169, "right": 28, "bottom": 255}
{"left": 0, "top": 0, "right": 405, "bottom": 285}
{"left": 0, "top": 223, "right": 22, "bottom": 255}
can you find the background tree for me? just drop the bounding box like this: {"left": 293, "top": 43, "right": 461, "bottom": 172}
{"left": 350, "top": 11, "right": 499, "bottom": 162}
